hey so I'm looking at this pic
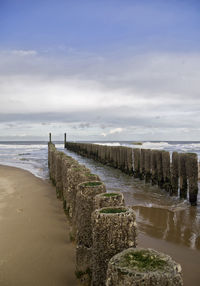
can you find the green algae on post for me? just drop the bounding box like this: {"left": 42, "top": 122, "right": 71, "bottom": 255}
{"left": 103, "top": 193, "right": 119, "bottom": 197}
{"left": 85, "top": 172, "right": 96, "bottom": 177}
{"left": 82, "top": 181, "right": 102, "bottom": 187}
{"left": 100, "top": 207, "right": 127, "bottom": 214}
{"left": 120, "top": 249, "right": 168, "bottom": 272}
{"left": 106, "top": 248, "right": 183, "bottom": 285}
{"left": 94, "top": 192, "right": 125, "bottom": 209}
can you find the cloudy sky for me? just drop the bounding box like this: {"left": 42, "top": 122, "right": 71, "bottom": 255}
{"left": 0, "top": 0, "right": 200, "bottom": 141}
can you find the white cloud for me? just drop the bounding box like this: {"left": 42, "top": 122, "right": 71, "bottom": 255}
{"left": 11, "top": 50, "right": 37, "bottom": 56}
{"left": 101, "top": 128, "right": 124, "bottom": 137}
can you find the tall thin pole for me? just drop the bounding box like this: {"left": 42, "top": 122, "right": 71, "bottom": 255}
{"left": 64, "top": 133, "right": 66, "bottom": 147}
{"left": 49, "top": 132, "right": 52, "bottom": 143}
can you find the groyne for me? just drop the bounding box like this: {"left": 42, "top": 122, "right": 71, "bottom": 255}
{"left": 65, "top": 142, "right": 199, "bottom": 206}
{"left": 48, "top": 140, "right": 183, "bottom": 285}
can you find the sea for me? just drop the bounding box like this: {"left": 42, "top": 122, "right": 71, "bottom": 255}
{"left": 0, "top": 140, "right": 199, "bottom": 180}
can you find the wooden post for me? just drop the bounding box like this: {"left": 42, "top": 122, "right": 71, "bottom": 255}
{"left": 64, "top": 133, "right": 66, "bottom": 147}
{"left": 140, "top": 149, "right": 145, "bottom": 180}
{"left": 162, "top": 151, "right": 171, "bottom": 193}
{"left": 151, "top": 150, "right": 158, "bottom": 185}
{"left": 179, "top": 153, "right": 188, "bottom": 199}
{"left": 133, "top": 149, "right": 141, "bottom": 178}
{"left": 49, "top": 132, "right": 51, "bottom": 143}
{"left": 145, "top": 149, "right": 151, "bottom": 183}
{"left": 156, "top": 150, "right": 164, "bottom": 188}
{"left": 106, "top": 248, "right": 183, "bottom": 286}
{"left": 186, "top": 153, "right": 198, "bottom": 206}
{"left": 171, "top": 152, "right": 179, "bottom": 196}
{"left": 92, "top": 207, "right": 137, "bottom": 286}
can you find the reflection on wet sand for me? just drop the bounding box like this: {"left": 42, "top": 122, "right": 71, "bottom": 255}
{"left": 133, "top": 205, "right": 200, "bottom": 250}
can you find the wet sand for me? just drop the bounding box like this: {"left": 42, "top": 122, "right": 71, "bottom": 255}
{"left": 0, "top": 165, "right": 77, "bottom": 286}
{"left": 134, "top": 207, "right": 200, "bottom": 286}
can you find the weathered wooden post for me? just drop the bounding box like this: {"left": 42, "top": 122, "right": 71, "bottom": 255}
{"left": 144, "top": 149, "right": 151, "bottom": 183}
{"left": 106, "top": 248, "right": 183, "bottom": 286}
{"left": 133, "top": 149, "right": 141, "bottom": 178}
{"left": 186, "top": 153, "right": 198, "bottom": 206}
{"left": 140, "top": 149, "right": 145, "bottom": 180}
{"left": 179, "top": 153, "right": 188, "bottom": 199}
{"left": 62, "top": 156, "right": 78, "bottom": 211}
{"left": 92, "top": 206, "right": 137, "bottom": 286}
{"left": 65, "top": 164, "right": 90, "bottom": 219}
{"left": 48, "top": 142, "right": 55, "bottom": 175}
{"left": 156, "top": 150, "right": 164, "bottom": 188}
{"left": 151, "top": 150, "right": 158, "bottom": 185}
{"left": 75, "top": 181, "right": 106, "bottom": 284}
{"left": 76, "top": 181, "right": 106, "bottom": 247}
{"left": 94, "top": 192, "right": 125, "bottom": 209}
{"left": 171, "top": 152, "right": 179, "bottom": 196}
{"left": 127, "top": 147, "right": 133, "bottom": 174}
{"left": 55, "top": 151, "right": 64, "bottom": 199}
{"left": 50, "top": 147, "right": 57, "bottom": 186}
{"left": 49, "top": 132, "right": 51, "bottom": 143}
{"left": 162, "top": 151, "right": 171, "bottom": 192}
{"left": 64, "top": 133, "right": 66, "bottom": 147}
{"left": 118, "top": 147, "right": 123, "bottom": 171}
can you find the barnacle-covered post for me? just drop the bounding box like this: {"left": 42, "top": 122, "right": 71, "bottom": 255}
{"left": 75, "top": 181, "right": 106, "bottom": 284}
{"left": 92, "top": 206, "right": 137, "bottom": 286}
{"left": 106, "top": 248, "right": 183, "bottom": 286}
{"left": 94, "top": 192, "right": 125, "bottom": 209}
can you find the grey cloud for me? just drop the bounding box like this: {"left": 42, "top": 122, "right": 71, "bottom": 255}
{"left": 0, "top": 106, "right": 199, "bottom": 130}
{"left": 78, "top": 122, "right": 90, "bottom": 129}
{"left": 0, "top": 49, "right": 200, "bottom": 140}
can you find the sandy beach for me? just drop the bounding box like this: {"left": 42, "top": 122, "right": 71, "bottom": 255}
{"left": 0, "top": 165, "right": 77, "bottom": 286}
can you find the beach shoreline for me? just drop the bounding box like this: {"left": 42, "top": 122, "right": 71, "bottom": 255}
{"left": 0, "top": 165, "right": 77, "bottom": 286}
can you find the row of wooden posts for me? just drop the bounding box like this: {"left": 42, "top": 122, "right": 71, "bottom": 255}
{"left": 62, "top": 138, "right": 199, "bottom": 206}
{"left": 48, "top": 140, "right": 183, "bottom": 285}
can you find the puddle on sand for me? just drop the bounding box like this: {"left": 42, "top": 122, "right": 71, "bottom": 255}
{"left": 133, "top": 205, "right": 200, "bottom": 250}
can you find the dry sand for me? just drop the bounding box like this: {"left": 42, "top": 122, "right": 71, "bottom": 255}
{"left": 0, "top": 165, "right": 77, "bottom": 286}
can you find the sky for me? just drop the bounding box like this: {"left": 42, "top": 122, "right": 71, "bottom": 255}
{"left": 0, "top": 0, "right": 200, "bottom": 141}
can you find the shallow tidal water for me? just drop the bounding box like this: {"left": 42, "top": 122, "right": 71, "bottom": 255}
{"left": 60, "top": 147, "right": 200, "bottom": 286}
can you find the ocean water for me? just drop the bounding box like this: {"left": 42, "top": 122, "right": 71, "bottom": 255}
{"left": 0, "top": 141, "right": 199, "bottom": 179}
{"left": 0, "top": 141, "right": 51, "bottom": 179}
